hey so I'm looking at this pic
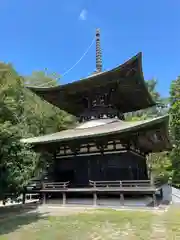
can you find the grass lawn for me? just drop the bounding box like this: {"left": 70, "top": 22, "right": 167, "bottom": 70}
{"left": 0, "top": 206, "right": 180, "bottom": 239}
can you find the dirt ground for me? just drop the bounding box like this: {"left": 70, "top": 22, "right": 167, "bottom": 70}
{"left": 0, "top": 205, "right": 179, "bottom": 240}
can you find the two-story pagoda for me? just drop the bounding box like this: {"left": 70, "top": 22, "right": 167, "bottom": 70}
{"left": 22, "top": 29, "right": 171, "bottom": 206}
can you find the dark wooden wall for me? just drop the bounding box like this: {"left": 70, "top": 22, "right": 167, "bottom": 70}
{"left": 53, "top": 151, "right": 148, "bottom": 187}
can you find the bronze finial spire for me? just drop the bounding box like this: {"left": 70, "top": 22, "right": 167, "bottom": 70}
{"left": 95, "top": 28, "right": 102, "bottom": 72}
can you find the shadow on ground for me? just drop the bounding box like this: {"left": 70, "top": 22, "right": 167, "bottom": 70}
{"left": 0, "top": 203, "right": 48, "bottom": 236}
{"left": 0, "top": 202, "right": 40, "bottom": 218}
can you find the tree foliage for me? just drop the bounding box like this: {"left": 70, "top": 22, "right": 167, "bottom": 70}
{"left": 0, "top": 64, "right": 37, "bottom": 198}
{"left": 149, "top": 152, "right": 172, "bottom": 183}
{"left": 126, "top": 78, "right": 171, "bottom": 181}
{"left": 126, "top": 78, "right": 168, "bottom": 121}
{"left": 24, "top": 71, "right": 75, "bottom": 136}
{"left": 0, "top": 65, "right": 74, "bottom": 198}
{"left": 25, "top": 70, "right": 60, "bottom": 87}
{"left": 169, "top": 76, "right": 180, "bottom": 186}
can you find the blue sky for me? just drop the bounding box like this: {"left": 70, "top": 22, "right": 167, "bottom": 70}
{"left": 0, "top": 0, "right": 179, "bottom": 96}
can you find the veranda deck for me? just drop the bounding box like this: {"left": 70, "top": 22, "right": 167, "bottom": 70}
{"left": 26, "top": 180, "right": 163, "bottom": 207}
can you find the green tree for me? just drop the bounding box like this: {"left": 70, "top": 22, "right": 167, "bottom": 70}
{"left": 24, "top": 70, "right": 75, "bottom": 136}
{"left": 0, "top": 122, "right": 38, "bottom": 198}
{"left": 25, "top": 70, "right": 60, "bottom": 87}
{"left": 126, "top": 78, "right": 171, "bottom": 182}
{"left": 0, "top": 65, "right": 74, "bottom": 198}
{"left": 145, "top": 78, "right": 169, "bottom": 117}
{"left": 126, "top": 78, "right": 168, "bottom": 120}
{"left": 169, "top": 76, "right": 180, "bottom": 186}
{"left": 22, "top": 70, "right": 75, "bottom": 183}
{"left": 22, "top": 70, "right": 75, "bottom": 187}
{"left": 148, "top": 152, "right": 172, "bottom": 183}
{"left": 0, "top": 64, "right": 38, "bottom": 198}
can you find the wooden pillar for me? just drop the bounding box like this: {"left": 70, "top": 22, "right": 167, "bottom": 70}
{"left": 146, "top": 153, "right": 152, "bottom": 180}
{"left": 22, "top": 192, "right": 26, "bottom": 204}
{"left": 120, "top": 193, "right": 124, "bottom": 206}
{"left": 160, "top": 188, "right": 163, "bottom": 199}
{"left": 152, "top": 193, "right": 157, "bottom": 207}
{"left": 93, "top": 192, "right": 97, "bottom": 206}
{"left": 62, "top": 192, "right": 66, "bottom": 206}
{"left": 43, "top": 193, "right": 46, "bottom": 204}
{"left": 38, "top": 193, "right": 40, "bottom": 202}
{"left": 2, "top": 199, "right": 6, "bottom": 206}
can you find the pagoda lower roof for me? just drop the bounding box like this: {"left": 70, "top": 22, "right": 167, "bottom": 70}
{"left": 21, "top": 115, "right": 171, "bottom": 153}
{"left": 27, "top": 53, "right": 155, "bottom": 115}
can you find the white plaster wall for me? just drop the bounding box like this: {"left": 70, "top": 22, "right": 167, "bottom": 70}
{"left": 162, "top": 184, "right": 172, "bottom": 203}
{"left": 161, "top": 184, "right": 180, "bottom": 204}
{"left": 171, "top": 186, "right": 180, "bottom": 203}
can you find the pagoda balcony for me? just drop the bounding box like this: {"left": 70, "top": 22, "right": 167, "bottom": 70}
{"left": 27, "top": 179, "right": 162, "bottom": 192}
{"left": 26, "top": 178, "right": 164, "bottom": 207}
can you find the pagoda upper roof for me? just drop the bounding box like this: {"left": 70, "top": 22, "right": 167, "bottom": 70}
{"left": 21, "top": 115, "right": 171, "bottom": 153}
{"left": 27, "top": 52, "right": 155, "bottom": 115}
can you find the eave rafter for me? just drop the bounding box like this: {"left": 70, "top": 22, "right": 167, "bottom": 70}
{"left": 26, "top": 53, "right": 155, "bottom": 115}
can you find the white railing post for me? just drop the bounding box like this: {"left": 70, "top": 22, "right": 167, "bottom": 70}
{"left": 120, "top": 193, "right": 124, "bottom": 206}
{"left": 62, "top": 192, "right": 66, "bottom": 206}
{"left": 43, "top": 193, "right": 46, "bottom": 204}
{"left": 93, "top": 192, "right": 97, "bottom": 206}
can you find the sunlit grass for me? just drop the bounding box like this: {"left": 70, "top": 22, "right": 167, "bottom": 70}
{"left": 0, "top": 206, "right": 180, "bottom": 239}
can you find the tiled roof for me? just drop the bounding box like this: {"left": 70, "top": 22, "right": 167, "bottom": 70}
{"left": 26, "top": 53, "right": 155, "bottom": 115}
{"left": 21, "top": 115, "right": 169, "bottom": 147}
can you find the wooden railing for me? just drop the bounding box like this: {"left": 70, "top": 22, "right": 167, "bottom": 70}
{"left": 153, "top": 178, "right": 162, "bottom": 187}
{"left": 39, "top": 179, "right": 161, "bottom": 207}
{"left": 30, "top": 179, "right": 161, "bottom": 190}
{"left": 42, "top": 181, "right": 70, "bottom": 189}
{"left": 89, "top": 180, "right": 159, "bottom": 188}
